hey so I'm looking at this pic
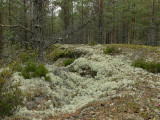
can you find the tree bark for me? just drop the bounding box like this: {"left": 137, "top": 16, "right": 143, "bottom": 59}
{"left": 8, "top": 0, "right": 12, "bottom": 25}
{"left": 130, "top": 2, "right": 135, "bottom": 44}
{"left": 33, "top": 0, "right": 43, "bottom": 60}
{"left": 0, "top": 13, "right": 2, "bottom": 59}
{"left": 151, "top": 0, "right": 156, "bottom": 46}
{"left": 98, "top": 0, "right": 103, "bottom": 44}
{"left": 63, "top": 0, "right": 69, "bottom": 30}
{"left": 23, "top": 0, "right": 28, "bottom": 49}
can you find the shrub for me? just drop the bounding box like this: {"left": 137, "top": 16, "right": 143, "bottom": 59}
{"left": 21, "top": 62, "right": 48, "bottom": 79}
{"left": 9, "top": 60, "right": 22, "bottom": 72}
{"left": 20, "top": 52, "right": 28, "bottom": 63}
{"left": 0, "top": 69, "right": 23, "bottom": 119}
{"left": 34, "top": 63, "right": 48, "bottom": 77}
{"left": 45, "top": 76, "right": 51, "bottom": 82}
{"left": 64, "top": 58, "right": 75, "bottom": 66}
{"left": 25, "top": 61, "right": 37, "bottom": 73}
{"left": 104, "top": 46, "right": 122, "bottom": 55}
{"left": 28, "top": 51, "right": 38, "bottom": 62}
{"left": 88, "top": 41, "right": 98, "bottom": 46}
{"left": 105, "top": 46, "right": 120, "bottom": 55}
{"left": 132, "top": 59, "right": 160, "bottom": 73}
{"left": 20, "top": 51, "right": 38, "bottom": 63}
{"left": 0, "top": 69, "right": 13, "bottom": 80}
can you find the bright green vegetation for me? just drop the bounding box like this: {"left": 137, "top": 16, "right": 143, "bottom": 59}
{"left": 64, "top": 58, "right": 76, "bottom": 66}
{"left": 0, "top": 69, "right": 23, "bottom": 119}
{"left": 104, "top": 46, "right": 122, "bottom": 55}
{"left": 21, "top": 61, "right": 50, "bottom": 81}
{"left": 88, "top": 41, "right": 98, "bottom": 46}
{"left": 132, "top": 59, "right": 160, "bottom": 73}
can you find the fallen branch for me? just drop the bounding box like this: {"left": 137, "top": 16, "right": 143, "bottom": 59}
{"left": 0, "top": 24, "right": 33, "bottom": 34}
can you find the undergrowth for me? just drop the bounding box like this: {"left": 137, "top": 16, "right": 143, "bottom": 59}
{"left": 0, "top": 69, "right": 23, "bottom": 119}
{"left": 104, "top": 46, "right": 122, "bottom": 55}
{"left": 21, "top": 61, "right": 50, "bottom": 81}
{"left": 64, "top": 58, "right": 75, "bottom": 66}
{"left": 88, "top": 41, "right": 98, "bottom": 46}
{"left": 132, "top": 59, "right": 160, "bottom": 73}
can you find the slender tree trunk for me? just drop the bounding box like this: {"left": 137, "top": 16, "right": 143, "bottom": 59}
{"left": 130, "top": 2, "right": 135, "bottom": 44}
{"left": 116, "top": 25, "right": 119, "bottom": 44}
{"left": 8, "top": 0, "right": 12, "bottom": 25}
{"left": 0, "top": 13, "right": 2, "bottom": 59}
{"left": 81, "top": 0, "right": 84, "bottom": 43}
{"left": 33, "top": 0, "right": 43, "bottom": 60}
{"left": 122, "top": 18, "right": 126, "bottom": 44}
{"left": 151, "top": 0, "right": 155, "bottom": 46}
{"left": 63, "top": 0, "right": 69, "bottom": 30}
{"left": 51, "top": 3, "right": 54, "bottom": 35}
{"left": 24, "top": 0, "right": 28, "bottom": 49}
{"left": 98, "top": 0, "right": 103, "bottom": 44}
{"left": 112, "top": 26, "right": 115, "bottom": 43}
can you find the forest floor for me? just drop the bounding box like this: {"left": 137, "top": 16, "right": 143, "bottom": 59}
{"left": 7, "top": 44, "right": 160, "bottom": 120}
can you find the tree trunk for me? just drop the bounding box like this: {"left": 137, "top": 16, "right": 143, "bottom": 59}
{"left": 151, "top": 0, "right": 155, "bottom": 46}
{"left": 24, "top": 0, "right": 28, "bottom": 49}
{"left": 63, "top": 0, "right": 69, "bottom": 30}
{"left": 8, "top": 0, "right": 12, "bottom": 25}
{"left": 81, "top": 0, "right": 84, "bottom": 43}
{"left": 130, "top": 2, "right": 135, "bottom": 44}
{"left": 0, "top": 13, "right": 2, "bottom": 59}
{"left": 112, "top": 26, "right": 115, "bottom": 43}
{"left": 33, "top": 0, "right": 43, "bottom": 60}
{"left": 98, "top": 0, "right": 103, "bottom": 44}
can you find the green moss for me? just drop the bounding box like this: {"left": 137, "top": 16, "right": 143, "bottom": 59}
{"left": 104, "top": 46, "right": 122, "bottom": 55}
{"left": 64, "top": 58, "right": 75, "bottom": 66}
{"left": 132, "top": 59, "right": 160, "bottom": 73}
{"left": 46, "top": 48, "right": 73, "bottom": 61}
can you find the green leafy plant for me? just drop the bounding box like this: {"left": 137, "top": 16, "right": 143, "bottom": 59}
{"left": 64, "top": 58, "right": 75, "bottom": 66}
{"left": 132, "top": 59, "right": 160, "bottom": 73}
{"left": 104, "top": 46, "right": 122, "bottom": 55}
